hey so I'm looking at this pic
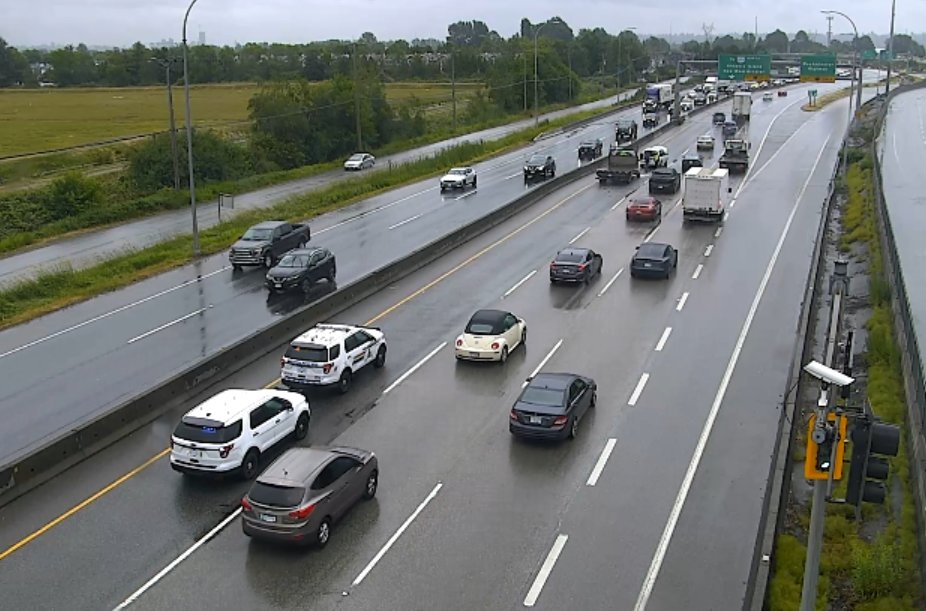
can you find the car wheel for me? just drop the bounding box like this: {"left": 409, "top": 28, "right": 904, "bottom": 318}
{"left": 232, "top": 264, "right": 242, "bottom": 272}
{"left": 301, "top": 278, "right": 313, "bottom": 293}
{"left": 363, "top": 470, "right": 379, "bottom": 500}
{"left": 316, "top": 517, "right": 332, "bottom": 548}
{"left": 520, "top": 327, "right": 527, "bottom": 347}
{"left": 590, "top": 391, "right": 597, "bottom": 408}
{"left": 298, "top": 239, "right": 307, "bottom": 249}
{"left": 328, "top": 266, "right": 336, "bottom": 282}
{"left": 568, "top": 417, "right": 579, "bottom": 439}
{"left": 240, "top": 449, "right": 260, "bottom": 480}
{"left": 373, "top": 345, "right": 387, "bottom": 369}
{"left": 338, "top": 369, "right": 352, "bottom": 394}
{"left": 294, "top": 412, "right": 310, "bottom": 441}
{"left": 499, "top": 346, "right": 509, "bottom": 364}
{"left": 263, "top": 253, "right": 274, "bottom": 268}
{"left": 472, "top": 177, "right": 477, "bottom": 188}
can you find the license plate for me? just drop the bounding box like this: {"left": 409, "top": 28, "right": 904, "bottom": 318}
{"left": 469, "top": 352, "right": 479, "bottom": 358}
{"left": 530, "top": 416, "right": 543, "bottom": 424}
{"left": 644, "top": 263, "right": 652, "bottom": 268}
{"left": 187, "top": 449, "right": 201, "bottom": 458}
{"left": 260, "top": 514, "right": 277, "bottom": 523}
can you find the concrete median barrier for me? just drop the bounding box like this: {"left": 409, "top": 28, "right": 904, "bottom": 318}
{"left": 0, "top": 116, "right": 685, "bottom": 508}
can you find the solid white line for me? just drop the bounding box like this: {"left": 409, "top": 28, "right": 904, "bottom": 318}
{"left": 634, "top": 132, "right": 832, "bottom": 611}
{"left": 456, "top": 189, "right": 478, "bottom": 200}
{"left": 704, "top": 244, "right": 714, "bottom": 257}
{"left": 352, "top": 482, "right": 443, "bottom": 587}
{"left": 732, "top": 96, "right": 805, "bottom": 199}
{"left": 0, "top": 266, "right": 230, "bottom": 360}
{"left": 126, "top": 307, "right": 209, "bottom": 344}
{"left": 597, "top": 268, "right": 624, "bottom": 297}
{"left": 503, "top": 270, "right": 537, "bottom": 298}
{"left": 627, "top": 373, "right": 650, "bottom": 406}
{"left": 692, "top": 264, "right": 704, "bottom": 279}
{"left": 112, "top": 507, "right": 242, "bottom": 609}
{"left": 523, "top": 339, "right": 564, "bottom": 388}
{"left": 568, "top": 227, "right": 591, "bottom": 245}
{"left": 586, "top": 439, "right": 618, "bottom": 486}
{"left": 388, "top": 213, "right": 425, "bottom": 230}
{"left": 676, "top": 292, "right": 689, "bottom": 312}
{"left": 314, "top": 186, "right": 436, "bottom": 235}
{"left": 655, "top": 327, "right": 672, "bottom": 352}
{"left": 671, "top": 198, "right": 683, "bottom": 211}
{"left": 714, "top": 226, "right": 723, "bottom": 238}
{"left": 382, "top": 342, "right": 447, "bottom": 395}
{"left": 611, "top": 196, "right": 627, "bottom": 211}
{"left": 643, "top": 227, "right": 658, "bottom": 243}
{"left": 523, "top": 534, "right": 569, "bottom": 607}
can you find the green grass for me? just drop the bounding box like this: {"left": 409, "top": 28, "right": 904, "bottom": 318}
{"left": 0, "top": 98, "right": 635, "bottom": 328}
{"left": 0, "top": 81, "right": 484, "bottom": 157}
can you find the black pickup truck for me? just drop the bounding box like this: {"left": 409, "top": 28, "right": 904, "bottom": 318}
{"left": 229, "top": 220, "right": 311, "bottom": 270}
{"left": 615, "top": 119, "right": 638, "bottom": 143}
{"left": 578, "top": 139, "right": 604, "bottom": 160}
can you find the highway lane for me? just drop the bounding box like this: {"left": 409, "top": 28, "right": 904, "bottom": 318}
{"left": 0, "top": 85, "right": 662, "bottom": 286}
{"left": 0, "top": 128, "right": 731, "bottom": 611}
{"left": 1, "top": 83, "right": 808, "bottom": 467}
{"left": 879, "top": 88, "right": 926, "bottom": 345}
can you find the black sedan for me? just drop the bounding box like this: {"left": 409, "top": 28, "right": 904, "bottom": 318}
{"left": 524, "top": 154, "right": 556, "bottom": 181}
{"left": 648, "top": 168, "right": 681, "bottom": 194}
{"left": 550, "top": 247, "right": 603, "bottom": 284}
{"left": 510, "top": 372, "right": 597, "bottom": 440}
{"left": 629, "top": 242, "right": 678, "bottom": 279}
{"left": 265, "top": 247, "right": 336, "bottom": 293}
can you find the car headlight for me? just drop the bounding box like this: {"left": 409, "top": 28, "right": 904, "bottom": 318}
{"left": 252, "top": 248, "right": 261, "bottom": 255}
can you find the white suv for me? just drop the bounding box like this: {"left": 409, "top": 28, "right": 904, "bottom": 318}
{"left": 170, "top": 388, "right": 311, "bottom": 480}
{"left": 281, "top": 323, "right": 387, "bottom": 394}
{"left": 440, "top": 167, "right": 477, "bottom": 192}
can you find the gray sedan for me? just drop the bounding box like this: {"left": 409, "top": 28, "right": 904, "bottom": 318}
{"left": 241, "top": 446, "right": 378, "bottom": 547}
{"left": 509, "top": 372, "right": 597, "bottom": 440}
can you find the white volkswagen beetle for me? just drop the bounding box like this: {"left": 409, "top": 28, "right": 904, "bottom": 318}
{"left": 455, "top": 309, "right": 527, "bottom": 363}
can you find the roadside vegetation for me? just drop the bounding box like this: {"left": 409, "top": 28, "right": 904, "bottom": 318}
{"left": 0, "top": 102, "right": 617, "bottom": 328}
{"left": 768, "top": 112, "right": 923, "bottom": 609}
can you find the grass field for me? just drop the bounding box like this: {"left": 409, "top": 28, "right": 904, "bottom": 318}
{"left": 0, "top": 81, "right": 484, "bottom": 157}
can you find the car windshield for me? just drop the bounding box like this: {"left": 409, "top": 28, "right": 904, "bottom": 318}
{"left": 284, "top": 344, "right": 329, "bottom": 363}
{"left": 448, "top": 169, "right": 467, "bottom": 175}
{"left": 174, "top": 418, "right": 242, "bottom": 444}
{"left": 580, "top": 142, "right": 595, "bottom": 147}
{"left": 348, "top": 154, "right": 364, "bottom": 161}
{"left": 249, "top": 482, "right": 305, "bottom": 508}
{"left": 528, "top": 155, "right": 546, "bottom": 164}
{"left": 555, "top": 251, "right": 584, "bottom": 263}
{"left": 242, "top": 228, "right": 273, "bottom": 241}
{"left": 637, "top": 244, "right": 665, "bottom": 258}
{"left": 520, "top": 386, "right": 565, "bottom": 408}
{"left": 630, "top": 199, "right": 654, "bottom": 206}
{"left": 277, "top": 254, "right": 309, "bottom": 268}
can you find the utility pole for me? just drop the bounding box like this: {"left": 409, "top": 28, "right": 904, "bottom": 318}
{"left": 826, "top": 15, "right": 834, "bottom": 48}
{"left": 152, "top": 57, "right": 182, "bottom": 190}
{"left": 523, "top": 47, "right": 527, "bottom": 113}
{"left": 885, "top": 0, "right": 896, "bottom": 96}
{"left": 353, "top": 43, "right": 362, "bottom": 151}
{"left": 451, "top": 49, "right": 456, "bottom": 133}
{"left": 181, "top": 0, "right": 200, "bottom": 257}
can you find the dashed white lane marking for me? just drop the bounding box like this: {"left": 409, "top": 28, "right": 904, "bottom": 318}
{"left": 315, "top": 186, "right": 436, "bottom": 235}
{"left": 723, "top": 211, "right": 730, "bottom": 221}
{"left": 505, "top": 172, "right": 522, "bottom": 180}
{"left": 503, "top": 270, "right": 537, "bottom": 298}
{"left": 655, "top": 327, "right": 672, "bottom": 352}
{"left": 714, "top": 226, "right": 723, "bottom": 238}
{"left": 597, "top": 268, "right": 624, "bottom": 297}
{"left": 611, "top": 196, "right": 627, "bottom": 211}
{"left": 523, "top": 339, "right": 565, "bottom": 388}
{"left": 382, "top": 342, "right": 447, "bottom": 395}
{"left": 568, "top": 227, "right": 591, "bottom": 245}
{"left": 676, "top": 292, "right": 689, "bottom": 312}
{"left": 729, "top": 199, "right": 737, "bottom": 208}
{"left": 352, "top": 482, "right": 444, "bottom": 586}
{"left": 628, "top": 373, "right": 650, "bottom": 406}
{"left": 456, "top": 189, "right": 478, "bottom": 201}
{"left": 704, "top": 244, "right": 714, "bottom": 257}
{"left": 126, "top": 306, "right": 211, "bottom": 344}
{"left": 586, "top": 438, "right": 618, "bottom": 486}
{"left": 388, "top": 213, "right": 425, "bottom": 230}
{"left": 523, "top": 534, "right": 569, "bottom": 607}
{"left": 692, "top": 264, "right": 704, "bottom": 279}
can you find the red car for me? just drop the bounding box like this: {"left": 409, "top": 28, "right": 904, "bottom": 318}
{"left": 626, "top": 196, "right": 662, "bottom": 222}
{"left": 778, "top": 90, "right": 788, "bottom": 97}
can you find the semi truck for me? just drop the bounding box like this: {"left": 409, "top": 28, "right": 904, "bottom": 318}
{"left": 682, "top": 167, "right": 730, "bottom": 223}
{"left": 719, "top": 122, "right": 750, "bottom": 173}
{"left": 732, "top": 91, "right": 752, "bottom": 125}
{"left": 596, "top": 143, "right": 640, "bottom": 185}
{"left": 645, "top": 83, "right": 674, "bottom": 109}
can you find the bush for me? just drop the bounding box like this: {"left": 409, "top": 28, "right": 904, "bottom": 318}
{"left": 45, "top": 172, "right": 103, "bottom": 220}
{"left": 127, "top": 129, "right": 253, "bottom": 191}
{"left": 852, "top": 538, "right": 909, "bottom": 599}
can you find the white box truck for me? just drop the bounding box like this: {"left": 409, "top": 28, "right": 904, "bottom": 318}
{"left": 732, "top": 91, "right": 752, "bottom": 123}
{"left": 682, "top": 167, "right": 730, "bottom": 223}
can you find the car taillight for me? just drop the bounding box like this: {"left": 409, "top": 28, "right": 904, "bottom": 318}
{"left": 280, "top": 357, "right": 286, "bottom": 367}
{"left": 289, "top": 503, "right": 316, "bottom": 520}
{"left": 456, "top": 339, "right": 463, "bottom": 347}
{"left": 578, "top": 264, "right": 588, "bottom": 271}
{"left": 491, "top": 342, "right": 500, "bottom": 350}
{"left": 510, "top": 409, "right": 518, "bottom": 421}
{"left": 322, "top": 363, "right": 333, "bottom": 374}
{"left": 219, "top": 444, "right": 234, "bottom": 459}
{"left": 553, "top": 416, "right": 568, "bottom": 426}
{"left": 550, "top": 261, "right": 558, "bottom": 268}
{"left": 241, "top": 497, "right": 252, "bottom": 511}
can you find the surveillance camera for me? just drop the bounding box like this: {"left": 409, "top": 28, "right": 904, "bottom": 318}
{"left": 803, "top": 360, "right": 854, "bottom": 387}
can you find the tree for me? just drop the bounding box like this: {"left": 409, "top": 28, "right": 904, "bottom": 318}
{"left": 764, "top": 29, "right": 789, "bottom": 53}
{"left": 889, "top": 34, "right": 926, "bottom": 58}
{"left": 643, "top": 36, "right": 671, "bottom": 61}
{"left": 447, "top": 21, "right": 495, "bottom": 47}
{"left": 0, "top": 37, "right": 30, "bottom": 86}
{"left": 520, "top": 18, "right": 574, "bottom": 42}
{"left": 46, "top": 44, "right": 98, "bottom": 85}
{"left": 127, "top": 130, "right": 250, "bottom": 191}
{"left": 855, "top": 35, "right": 876, "bottom": 53}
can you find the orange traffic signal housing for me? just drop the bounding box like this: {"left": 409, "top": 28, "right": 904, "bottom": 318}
{"left": 804, "top": 413, "right": 848, "bottom": 481}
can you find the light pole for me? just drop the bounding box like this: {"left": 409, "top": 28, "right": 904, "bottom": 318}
{"left": 617, "top": 27, "right": 637, "bottom": 89}
{"left": 533, "top": 18, "right": 563, "bottom": 125}
{"left": 181, "top": 0, "right": 201, "bottom": 256}
{"left": 151, "top": 57, "right": 182, "bottom": 190}
{"left": 885, "top": 0, "right": 896, "bottom": 96}
{"left": 822, "top": 11, "right": 861, "bottom": 112}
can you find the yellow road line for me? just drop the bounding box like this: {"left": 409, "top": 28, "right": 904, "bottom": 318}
{"left": 0, "top": 180, "right": 592, "bottom": 562}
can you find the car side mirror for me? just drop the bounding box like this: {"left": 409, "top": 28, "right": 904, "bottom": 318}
{"left": 728, "top": 187, "right": 733, "bottom": 193}
{"left": 525, "top": 376, "right": 533, "bottom": 382}
{"left": 635, "top": 245, "right": 640, "bottom": 250}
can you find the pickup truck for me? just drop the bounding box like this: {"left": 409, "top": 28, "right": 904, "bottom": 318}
{"left": 229, "top": 220, "right": 311, "bottom": 270}
{"left": 578, "top": 139, "right": 604, "bottom": 160}
{"left": 596, "top": 144, "right": 640, "bottom": 185}
{"left": 615, "top": 119, "right": 638, "bottom": 143}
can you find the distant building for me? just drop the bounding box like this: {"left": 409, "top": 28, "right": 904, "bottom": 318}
{"left": 198, "top": 31, "right": 206, "bottom": 45}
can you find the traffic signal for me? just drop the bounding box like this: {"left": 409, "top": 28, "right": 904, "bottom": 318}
{"left": 804, "top": 413, "right": 848, "bottom": 481}
{"left": 846, "top": 418, "right": 901, "bottom": 505}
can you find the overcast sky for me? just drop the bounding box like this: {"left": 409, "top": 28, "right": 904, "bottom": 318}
{"left": 2, "top": 0, "right": 921, "bottom": 48}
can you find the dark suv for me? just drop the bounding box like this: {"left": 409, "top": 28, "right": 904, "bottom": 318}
{"left": 578, "top": 139, "right": 603, "bottom": 160}
{"left": 265, "top": 247, "right": 336, "bottom": 293}
{"left": 524, "top": 154, "right": 556, "bottom": 181}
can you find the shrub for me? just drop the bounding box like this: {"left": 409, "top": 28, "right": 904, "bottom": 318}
{"left": 127, "top": 129, "right": 252, "bottom": 191}
{"left": 45, "top": 172, "right": 103, "bottom": 220}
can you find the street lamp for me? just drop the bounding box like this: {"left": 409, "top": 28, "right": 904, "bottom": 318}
{"left": 151, "top": 57, "right": 182, "bottom": 190}
{"left": 533, "top": 18, "right": 564, "bottom": 125}
{"left": 885, "top": 0, "right": 896, "bottom": 96}
{"left": 182, "top": 0, "right": 201, "bottom": 256}
{"left": 822, "top": 10, "right": 861, "bottom": 112}
{"left": 617, "top": 27, "right": 637, "bottom": 89}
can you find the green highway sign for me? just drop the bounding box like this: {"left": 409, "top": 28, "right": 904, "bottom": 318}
{"left": 800, "top": 54, "right": 836, "bottom": 83}
{"left": 861, "top": 49, "right": 877, "bottom": 60}
{"left": 718, "top": 54, "right": 771, "bottom": 81}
